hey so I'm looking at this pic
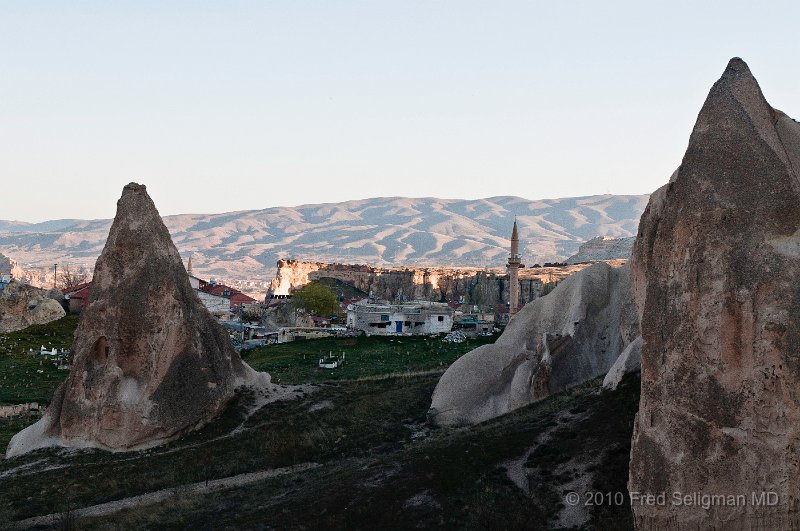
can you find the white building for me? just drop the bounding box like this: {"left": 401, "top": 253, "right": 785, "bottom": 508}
{"left": 346, "top": 300, "right": 454, "bottom": 336}
{"left": 196, "top": 290, "right": 231, "bottom": 317}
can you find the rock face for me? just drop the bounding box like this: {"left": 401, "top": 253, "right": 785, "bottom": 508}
{"left": 428, "top": 261, "right": 638, "bottom": 426}
{"left": 629, "top": 58, "right": 800, "bottom": 527}
{"left": 0, "top": 281, "right": 66, "bottom": 333}
{"left": 565, "top": 236, "right": 635, "bottom": 264}
{"left": 269, "top": 259, "right": 595, "bottom": 309}
{"left": 0, "top": 252, "right": 26, "bottom": 280}
{"left": 269, "top": 260, "right": 516, "bottom": 303}
{"left": 602, "top": 335, "right": 641, "bottom": 391}
{"left": 7, "top": 184, "right": 265, "bottom": 458}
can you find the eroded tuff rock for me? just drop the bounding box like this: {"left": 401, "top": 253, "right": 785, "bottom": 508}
{"left": 7, "top": 184, "right": 267, "bottom": 457}
{"left": 0, "top": 252, "right": 26, "bottom": 281}
{"left": 0, "top": 280, "right": 66, "bottom": 333}
{"left": 602, "top": 335, "right": 641, "bottom": 391}
{"left": 565, "top": 236, "right": 635, "bottom": 264}
{"left": 428, "top": 261, "right": 638, "bottom": 426}
{"left": 629, "top": 58, "right": 800, "bottom": 528}
{"left": 268, "top": 259, "right": 586, "bottom": 308}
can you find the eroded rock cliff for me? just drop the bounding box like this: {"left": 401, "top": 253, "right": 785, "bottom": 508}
{"left": 269, "top": 259, "right": 594, "bottom": 307}
{"left": 629, "top": 58, "right": 800, "bottom": 528}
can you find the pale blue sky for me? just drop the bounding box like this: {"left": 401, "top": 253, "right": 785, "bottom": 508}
{"left": 1, "top": 1, "right": 798, "bottom": 221}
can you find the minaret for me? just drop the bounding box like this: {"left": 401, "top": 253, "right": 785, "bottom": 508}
{"left": 187, "top": 256, "right": 193, "bottom": 276}
{"left": 507, "top": 219, "right": 523, "bottom": 314}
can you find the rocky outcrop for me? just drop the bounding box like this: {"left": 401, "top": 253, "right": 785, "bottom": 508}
{"left": 0, "top": 252, "right": 26, "bottom": 280}
{"left": 629, "top": 58, "right": 800, "bottom": 528}
{"left": 0, "top": 281, "right": 66, "bottom": 333}
{"left": 428, "top": 261, "right": 638, "bottom": 426}
{"left": 269, "top": 260, "right": 504, "bottom": 302}
{"left": 602, "top": 335, "right": 641, "bottom": 390}
{"left": 565, "top": 236, "right": 635, "bottom": 264}
{"left": 269, "top": 259, "right": 594, "bottom": 307}
{"left": 7, "top": 183, "right": 268, "bottom": 458}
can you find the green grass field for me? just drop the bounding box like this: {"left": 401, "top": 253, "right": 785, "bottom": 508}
{"left": 0, "top": 315, "right": 78, "bottom": 406}
{"left": 242, "top": 333, "right": 499, "bottom": 384}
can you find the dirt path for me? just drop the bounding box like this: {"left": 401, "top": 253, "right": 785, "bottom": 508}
{"left": 501, "top": 410, "right": 581, "bottom": 493}
{"left": 8, "top": 462, "right": 320, "bottom": 529}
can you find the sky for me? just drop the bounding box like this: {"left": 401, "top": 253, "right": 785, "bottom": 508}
{"left": 1, "top": 1, "right": 798, "bottom": 222}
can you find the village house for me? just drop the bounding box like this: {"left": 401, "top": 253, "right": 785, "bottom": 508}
{"left": 63, "top": 282, "right": 92, "bottom": 314}
{"left": 453, "top": 315, "right": 493, "bottom": 337}
{"left": 196, "top": 290, "right": 231, "bottom": 317}
{"left": 199, "top": 280, "right": 258, "bottom": 314}
{"left": 229, "top": 292, "right": 257, "bottom": 312}
{"left": 62, "top": 264, "right": 258, "bottom": 319}
{"left": 188, "top": 274, "right": 207, "bottom": 291}
{"left": 346, "top": 300, "right": 454, "bottom": 336}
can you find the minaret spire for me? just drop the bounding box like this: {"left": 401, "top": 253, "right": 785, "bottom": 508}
{"left": 507, "top": 218, "right": 523, "bottom": 315}
{"left": 511, "top": 218, "right": 519, "bottom": 257}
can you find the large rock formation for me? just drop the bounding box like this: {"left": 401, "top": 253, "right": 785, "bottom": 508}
{"left": 269, "top": 259, "right": 513, "bottom": 303}
{"left": 629, "top": 58, "right": 800, "bottom": 527}
{"left": 0, "top": 280, "right": 66, "bottom": 333}
{"left": 565, "top": 236, "right": 635, "bottom": 264}
{"left": 268, "top": 259, "right": 594, "bottom": 307}
{"left": 602, "top": 335, "right": 641, "bottom": 391}
{"left": 7, "top": 184, "right": 267, "bottom": 457}
{"left": 0, "top": 252, "right": 26, "bottom": 280}
{"left": 428, "top": 261, "right": 638, "bottom": 426}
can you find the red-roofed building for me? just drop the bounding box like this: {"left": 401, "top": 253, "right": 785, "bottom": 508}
{"left": 230, "top": 292, "right": 257, "bottom": 312}
{"left": 200, "top": 283, "right": 239, "bottom": 298}
{"left": 62, "top": 282, "right": 91, "bottom": 297}
{"left": 200, "top": 282, "right": 259, "bottom": 313}
{"left": 61, "top": 278, "right": 258, "bottom": 317}
{"left": 64, "top": 283, "right": 91, "bottom": 314}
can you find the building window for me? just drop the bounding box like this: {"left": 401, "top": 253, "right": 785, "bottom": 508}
{"left": 438, "top": 316, "right": 444, "bottom": 322}
{"left": 381, "top": 314, "right": 389, "bottom": 321}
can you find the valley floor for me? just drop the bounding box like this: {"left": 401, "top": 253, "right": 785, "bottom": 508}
{"left": 1, "top": 373, "right": 639, "bottom": 530}
{"left": 1, "top": 320, "right": 639, "bottom": 530}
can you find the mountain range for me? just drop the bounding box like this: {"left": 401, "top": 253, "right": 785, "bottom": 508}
{"left": 0, "top": 194, "right": 649, "bottom": 285}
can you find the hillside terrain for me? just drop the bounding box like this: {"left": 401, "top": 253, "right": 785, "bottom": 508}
{"left": 0, "top": 195, "right": 647, "bottom": 284}
{"left": 1, "top": 317, "right": 639, "bottom": 530}
{"left": 1, "top": 365, "right": 638, "bottom": 530}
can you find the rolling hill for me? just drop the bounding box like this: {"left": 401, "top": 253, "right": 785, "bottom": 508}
{"left": 0, "top": 194, "right": 648, "bottom": 284}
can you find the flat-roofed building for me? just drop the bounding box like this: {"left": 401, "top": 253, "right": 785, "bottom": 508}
{"left": 346, "top": 300, "right": 454, "bottom": 336}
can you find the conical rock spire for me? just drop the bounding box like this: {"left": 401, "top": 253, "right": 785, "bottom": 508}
{"left": 630, "top": 58, "right": 800, "bottom": 528}
{"left": 7, "top": 183, "right": 267, "bottom": 457}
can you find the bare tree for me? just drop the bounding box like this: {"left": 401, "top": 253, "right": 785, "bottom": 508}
{"left": 58, "top": 264, "right": 89, "bottom": 291}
